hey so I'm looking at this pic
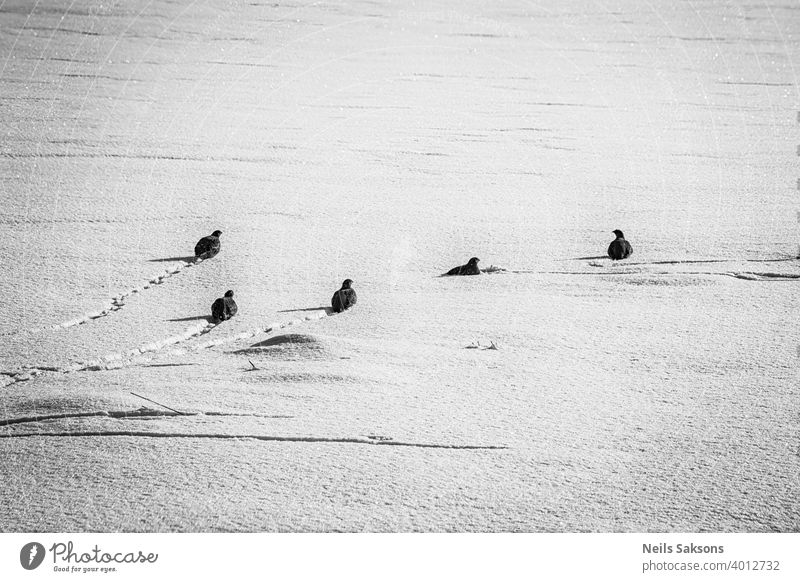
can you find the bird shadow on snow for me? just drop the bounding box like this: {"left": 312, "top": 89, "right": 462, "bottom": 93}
{"left": 167, "top": 315, "right": 214, "bottom": 323}
{"left": 277, "top": 306, "right": 333, "bottom": 315}
{"left": 148, "top": 255, "right": 197, "bottom": 263}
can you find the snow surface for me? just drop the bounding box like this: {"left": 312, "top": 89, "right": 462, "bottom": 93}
{"left": 1, "top": 0, "right": 798, "bottom": 532}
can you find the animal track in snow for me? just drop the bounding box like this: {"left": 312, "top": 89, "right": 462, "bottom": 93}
{"left": 6, "top": 257, "right": 207, "bottom": 338}
{"left": 65, "top": 320, "right": 218, "bottom": 372}
{"left": 0, "top": 429, "right": 507, "bottom": 449}
{"left": 187, "top": 311, "right": 328, "bottom": 352}
{"left": 0, "top": 320, "right": 217, "bottom": 386}
{"left": 511, "top": 264, "right": 800, "bottom": 282}
{"left": 723, "top": 272, "right": 800, "bottom": 281}
{"left": 0, "top": 407, "right": 293, "bottom": 427}
{"left": 0, "top": 407, "right": 188, "bottom": 426}
{"left": 1, "top": 309, "right": 332, "bottom": 384}
{"left": 77, "top": 308, "right": 331, "bottom": 373}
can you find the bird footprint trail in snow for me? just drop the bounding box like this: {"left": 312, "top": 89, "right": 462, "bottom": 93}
{"left": 146, "top": 311, "right": 331, "bottom": 365}
{"left": 11, "top": 257, "right": 206, "bottom": 337}
{"left": 66, "top": 320, "right": 218, "bottom": 372}
{"left": 0, "top": 310, "right": 332, "bottom": 385}
{"left": 91, "top": 311, "right": 329, "bottom": 371}
{"left": 77, "top": 312, "right": 325, "bottom": 366}
{"left": 0, "top": 258, "right": 216, "bottom": 384}
{"left": 507, "top": 257, "right": 800, "bottom": 282}
{"left": 0, "top": 320, "right": 217, "bottom": 387}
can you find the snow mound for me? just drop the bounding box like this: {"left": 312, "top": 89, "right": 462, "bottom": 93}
{"left": 235, "top": 333, "right": 333, "bottom": 361}
{"left": 259, "top": 334, "right": 318, "bottom": 346}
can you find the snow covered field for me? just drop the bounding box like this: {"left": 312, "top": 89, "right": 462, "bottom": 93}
{"left": 1, "top": 0, "right": 798, "bottom": 531}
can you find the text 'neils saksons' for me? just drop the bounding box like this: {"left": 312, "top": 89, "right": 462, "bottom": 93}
{"left": 643, "top": 543, "right": 724, "bottom": 554}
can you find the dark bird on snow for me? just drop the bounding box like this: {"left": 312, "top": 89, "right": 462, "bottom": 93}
{"left": 195, "top": 230, "right": 222, "bottom": 259}
{"left": 607, "top": 230, "right": 633, "bottom": 260}
{"left": 211, "top": 290, "right": 238, "bottom": 321}
{"left": 331, "top": 279, "right": 357, "bottom": 313}
{"left": 444, "top": 257, "right": 481, "bottom": 276}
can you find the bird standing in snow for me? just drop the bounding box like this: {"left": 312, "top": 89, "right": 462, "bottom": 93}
{"left": 607, "top": 230, "right": 633, "bottom": 260}
{"left": 444, "top": 257, "right": 481, "bottom": 276}
{"left": 195, "top": 230, "right": 222, "bottom": 259}
{"left": 211, "top": 290, "right": 237, "bottom": 321}
{"left": 331, "top": 279, "right": 357, "bottom": 313}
